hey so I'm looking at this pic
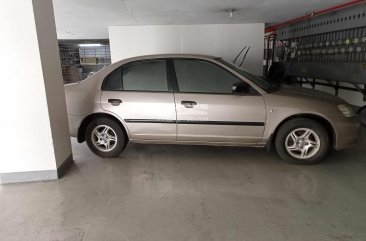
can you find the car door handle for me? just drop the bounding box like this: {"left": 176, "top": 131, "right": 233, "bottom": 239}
{"left": 181, "top": 101, "right": 197, "bottom": 108}
{"left": 108, "top": 99, "right": 122, "bottom": 106}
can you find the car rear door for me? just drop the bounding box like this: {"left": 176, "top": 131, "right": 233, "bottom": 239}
{"left": 171, "top": 58, "right": 266, "bottom": 144}
{"left": 100, "top": 59, "right": 177, "bottom": 141}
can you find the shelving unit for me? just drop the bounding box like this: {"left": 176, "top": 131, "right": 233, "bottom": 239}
{"left": 58, "top": 40, "right": 111, "bottom": 83}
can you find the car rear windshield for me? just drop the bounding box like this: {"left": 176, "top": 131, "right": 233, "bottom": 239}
{"left": 216, "top": 58, "right": 272, "bottom": 91}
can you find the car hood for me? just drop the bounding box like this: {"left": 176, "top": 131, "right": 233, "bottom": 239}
{"left": 274, "top": 85, "right": 345, "bottom": 104}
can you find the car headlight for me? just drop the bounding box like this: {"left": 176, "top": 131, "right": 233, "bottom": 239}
{"left": 338, "top": 104, "right": 355, "bottom": 117}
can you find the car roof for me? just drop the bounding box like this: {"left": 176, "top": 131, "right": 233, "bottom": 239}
{"left": 96, "top": 54, "right": 220, "bottom": 81}
{"left": 90, "top": 53, "right": 267, "bottom": 95}
{"left": 113, "top": 53, "right": 220, "bottom": 65}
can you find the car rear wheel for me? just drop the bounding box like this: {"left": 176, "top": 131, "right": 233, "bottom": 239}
{"left": 85, "top": 117, "right": 127, "bottom": 158}
{"left": 275, "top": 118, "right": 330, "bottom": 164}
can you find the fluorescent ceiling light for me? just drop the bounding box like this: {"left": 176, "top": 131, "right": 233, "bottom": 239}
{"left": 78, "top": 43, "right": 102, "bottom": 47}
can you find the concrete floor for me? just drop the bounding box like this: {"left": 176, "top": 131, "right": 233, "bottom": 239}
{"left": 1, "top": 130, "right": 366, "bottom": 241}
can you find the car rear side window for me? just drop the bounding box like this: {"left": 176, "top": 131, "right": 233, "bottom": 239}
{"left": 173, "top": 59, "right": 240, "bottom": 94}
{"left": 103, "top": 60, "right": 169, "bottom": 92}
{"left": 103, "top": 68, "right": 123, "bottom": 90}
{"left": 123, "top": 60, "right": 169, "bottom": 92}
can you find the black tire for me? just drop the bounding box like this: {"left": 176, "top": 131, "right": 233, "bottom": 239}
{"left": 85, "top": 117, "right": 127, "bottom": 158}
{"left": 275, "top": 118, "right": 330, "bottom": 165}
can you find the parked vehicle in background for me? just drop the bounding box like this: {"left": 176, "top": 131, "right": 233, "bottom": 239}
{"left": 64, "top": 54, "right": 360, "bottom": 164}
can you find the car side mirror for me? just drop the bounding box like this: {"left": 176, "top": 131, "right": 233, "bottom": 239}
{"left": 232, "top": 82, "right": 250, "bottom": 94}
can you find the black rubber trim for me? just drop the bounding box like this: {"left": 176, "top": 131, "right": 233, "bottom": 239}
{"left": 167, "top": 59, "right": 179, "bottom": 92}
{"left": 177, "top": 120, "right": 264, "bottom": 126}
{"left": 125, "top": 119, "right": 176, "bottom": 124}
{"left": 124, "top": 119, "right": 264, "bottom": 126}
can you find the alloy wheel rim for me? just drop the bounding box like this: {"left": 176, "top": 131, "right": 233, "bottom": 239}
{"left": 285, "top": 128, "right": 321, "bottom": 160}
{"left": 91, "top": 125, "right": 117, "bottom": 152}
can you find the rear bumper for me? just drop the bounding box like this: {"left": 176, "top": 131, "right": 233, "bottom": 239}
{"left": 67, "top": 115, "right": 85, "bottom": 137}
{"left": 329, "top": 115, "right": 361, "bottom": 150}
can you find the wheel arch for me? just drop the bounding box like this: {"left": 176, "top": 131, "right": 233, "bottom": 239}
{"left": 268, "top": 114, "right": 336, "bottom": 150}
{"left": 77, "top": 112, "right": 129, "bottom": 143}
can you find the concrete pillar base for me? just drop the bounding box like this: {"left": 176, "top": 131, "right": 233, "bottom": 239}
{"left": 0, "top": 154, "right": 74, "bottom": 184}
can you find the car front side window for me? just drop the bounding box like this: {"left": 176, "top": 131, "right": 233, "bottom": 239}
{"left": 173, "top": 59, "right": 240, "bottom": 94}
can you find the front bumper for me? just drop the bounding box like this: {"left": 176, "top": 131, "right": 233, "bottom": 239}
{"left": 329, "top": 115, "right": 361, "bottom": 150}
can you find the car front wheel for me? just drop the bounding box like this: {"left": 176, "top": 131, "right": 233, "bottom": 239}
{"left": 275, "top": 118, "right": 330, "bottom": 164}
{"left": 85, "top": 117, "right": 127, "bottom": 158}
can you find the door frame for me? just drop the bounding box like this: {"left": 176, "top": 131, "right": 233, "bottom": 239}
{"left": 166, "top": 57, "right": 267, "bottom": 143}
{"left": 100, "top": 58, "right": 178, "bottom": 140}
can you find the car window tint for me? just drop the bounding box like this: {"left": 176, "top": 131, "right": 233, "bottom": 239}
{"left": 104, "top": 68, "right": 122, "bottom": 90}
{"left": 174, "top": 59, "right": 239, "bottom": 94}
{"left": 123, "top": 60, "right": 168, "bottom": 91}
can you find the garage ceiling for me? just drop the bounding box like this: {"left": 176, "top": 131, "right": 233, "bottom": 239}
{"left": 53, "top": 0, "right": 350, "bottom": 39}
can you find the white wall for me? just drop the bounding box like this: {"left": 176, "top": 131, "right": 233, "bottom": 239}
{"left": 0, "top": 0, "right": 72, "bottom": 177}
{"left": 109, "top": 24, "right": 264, "bottom": 75}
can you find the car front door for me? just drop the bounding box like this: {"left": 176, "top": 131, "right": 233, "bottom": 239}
{"left": 100, "top": 59, "right": 177, "bottom": 141}
{"left": 171, "top": 58, "right": 266, "bottom": 144}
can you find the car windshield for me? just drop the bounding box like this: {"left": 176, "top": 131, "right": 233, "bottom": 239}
{"left": 216, "top": 58, "right": 273, "bottom": 91}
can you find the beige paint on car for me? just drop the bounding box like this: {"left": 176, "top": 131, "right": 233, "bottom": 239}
{"left": 64, "top": 54, "right": 360, "bottom": 150}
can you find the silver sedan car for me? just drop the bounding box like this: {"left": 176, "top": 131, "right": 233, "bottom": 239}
{"left": 65, "top": 54, "right": 360, "bottom": 164}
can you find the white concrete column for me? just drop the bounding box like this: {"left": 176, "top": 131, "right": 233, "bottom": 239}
{"left": 0, "top": 0, "right": 73, "bottom": 184}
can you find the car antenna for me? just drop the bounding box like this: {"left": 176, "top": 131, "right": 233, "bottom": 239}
{"left": 239, "top": 46, "right": 250, "bottom": 67}
{"left": 233, "top": 45, "right": 246, "bottom": 65}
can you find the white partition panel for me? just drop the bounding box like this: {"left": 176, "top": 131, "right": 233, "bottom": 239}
{"left": 109, "top": 24, "right": 264, "bottom": 75}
